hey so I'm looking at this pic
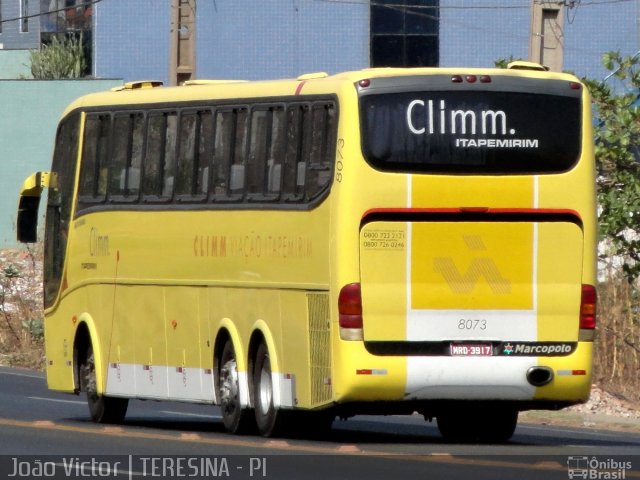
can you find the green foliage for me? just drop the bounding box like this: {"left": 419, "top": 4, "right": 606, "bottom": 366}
{"left": 30, "top": 35, "right": 86, "bottom": 80}
{"left": 22, "top": 318, "right": 44, "bottom": 339}
{"left": 583, "top": 52, "right": 640, "bottom": 280}
{"left": 494, "top": 56, "right": 523, "bottom": 69}
{"left": 3, "top": 264, "right": 20, "bottom": 279}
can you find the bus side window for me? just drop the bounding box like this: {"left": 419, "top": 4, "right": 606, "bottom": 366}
{"left": 143, "top": 113, "right": 166, "bottom": 198}
{"left": 78, "top": 114, "right": 110, "bottom": 203}
{"left": 128, "top": 114, "right": 145, "bottom": 197}
{"left": 176, "top": 112, "right": 198, "bottom": 197}
{"left": 198, "top": 111, "right": 214, "bottom": 196}
{"left": 110, "top": 114, "right": 132, "bottom": 199}
{"left": 247, "top": 109, "right": 269, "bottom": 199}
{"left": 163, "top": 113, "right": 178, "bottom": 198}
{"left": 44, "top": 113, "right": 80, "bottom": 308}
{"left": 142, "top": 112, "right": 176, "bottom": 201}
{"left": 212, "top": 110, "right": 233, "bottom": 198}
{"left": 267, "top": 107, "right": 286, "bottom": 197}
{"left": 176, "top": 110, "right": 212, "bottom": 200}
{"left": 282, "top": 105, "right": 304, "bottom": 201}
{"left": 306, "top": 103, "right": 336, "bottom": 200}
{"left": 230, "top": 108, "right": 248, "bottom": 196}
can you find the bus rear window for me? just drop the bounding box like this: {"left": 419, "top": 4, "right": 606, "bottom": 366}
{"left": 360, "top": 90, "right": 581, "bottom": 174}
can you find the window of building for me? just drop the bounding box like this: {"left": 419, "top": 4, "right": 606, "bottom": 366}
{"left": 40, "top": 0, "right": 93, "bottom": 75}
{"left": 370, "top": 0, "right": 439, "bottom": 67}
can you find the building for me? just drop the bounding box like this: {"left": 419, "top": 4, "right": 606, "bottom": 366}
{"left": 0, "top": 0, "right": 638, "bottom": 246}
{"left": 0, "top": 1, "right": 637, "bottom": 84}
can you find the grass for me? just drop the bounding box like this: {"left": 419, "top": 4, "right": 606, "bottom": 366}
{"left": 0, "top": 246, "right": 45, "bottom": 370}
{"left": 593, "top": 275, "right": 640, "bottom": 401}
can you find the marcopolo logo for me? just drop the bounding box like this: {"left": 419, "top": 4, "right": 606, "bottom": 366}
{"left": 501, "top": 342, "right": 575, "bottom": 356}
{"left": 567, "top": 456, "right": 632, "bottom": 479}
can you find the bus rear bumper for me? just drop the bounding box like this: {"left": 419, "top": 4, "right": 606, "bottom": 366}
{"left": 332, "top": 341, "right": 593, "bottom": 407}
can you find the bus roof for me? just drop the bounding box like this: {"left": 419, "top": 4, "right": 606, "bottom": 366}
{"left": 60, "top": 66, "right": 582, "bottom": 119}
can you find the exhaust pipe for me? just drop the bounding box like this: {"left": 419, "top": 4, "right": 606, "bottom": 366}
{"left": 526, "top": 366, "right": 554, "bottom": 387}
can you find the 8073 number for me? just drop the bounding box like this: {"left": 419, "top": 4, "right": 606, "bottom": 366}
{"left": 458, "top": 319, "right": 487, "bottom": 330}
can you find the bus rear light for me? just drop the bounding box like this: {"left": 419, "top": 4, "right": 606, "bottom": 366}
{"left": 339, "top": 283, "right": 362, "bottom": 327}
{"left": 580, "top": 284, "right": 597, "bottom": 330}
{"left": 451, "top": 74, "right": 490, "bottom": 84}
{"left": 358, "top": 79, "right": 371, "bottom": 88}
{"left": 569, "top": 82, "right": 582, "bottom": 90}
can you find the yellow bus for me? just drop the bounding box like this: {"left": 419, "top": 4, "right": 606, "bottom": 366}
{"left": 17, "top": 62, "right": 597, "bottom": 442}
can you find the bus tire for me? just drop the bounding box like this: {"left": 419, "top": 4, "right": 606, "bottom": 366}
{"left": 79, "top": 345, "right": 128, "bottom": 424}
{"left": 481, "top": 408, "right": 518, "bottom": 443}
{"left": 436, "top": 405, "right": 518, "bottom": 443}
{"left": 287, "top": 411, "right": 334, "bottom": 439}
{"left": 253, "top": 342, "right": 286, "bottom": 437}
{"left": 218, "top": 339, "right": 254, "bottom": 434}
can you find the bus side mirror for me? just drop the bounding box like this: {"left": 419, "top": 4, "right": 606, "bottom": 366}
{"left": 17, "top": 195, "right": 41, "bottom": 243}
{"left": 16, "top": 171, "right": 56, "bottom": 243}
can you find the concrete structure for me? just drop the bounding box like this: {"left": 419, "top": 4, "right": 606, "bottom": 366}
{"left": 0, "top": 49, "right": 30, "bottom": 78}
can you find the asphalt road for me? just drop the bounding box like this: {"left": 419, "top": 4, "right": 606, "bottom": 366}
{"left": 0, "top": 366, "right": 638, "bottom": 480}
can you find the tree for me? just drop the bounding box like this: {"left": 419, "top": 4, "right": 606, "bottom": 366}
{"left": 583, "top": 52, "right": 640, "bottom": 281}
{"left": 30, "top": 34, "right": 86, "bottom": 80}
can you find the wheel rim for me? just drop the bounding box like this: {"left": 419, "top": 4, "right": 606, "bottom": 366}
{"left": 258, "top": 359, "right": 272, "bottom": 416}
{"left": 220, "top": 357, "right": 240, "bottom": 415}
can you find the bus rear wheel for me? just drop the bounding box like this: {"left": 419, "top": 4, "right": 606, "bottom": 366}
{"left": 217, "top": 340, "right": 254, "bottom": 434}
{"left": 253, "top": 342, "right": 287, "bottom": 437}
{"left": 79, "top": 345, "right": 128, "bottom": 424}
{"left": 436, "top": 405, "right": 518, "bottom": 443}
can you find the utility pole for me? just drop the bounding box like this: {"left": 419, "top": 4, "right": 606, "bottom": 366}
{"left": 529, "top": 1, "right": 565, "bottom": 71}
{"left": 169, "top": 0, "right": 196, "bottom": 86}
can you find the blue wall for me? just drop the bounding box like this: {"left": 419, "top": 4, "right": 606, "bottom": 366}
{"left": 0, "top": 0, "right": 40, "bottom": 50}
{"left": 1, "top": 1, "right": 638, "bottom": 83}
{"left": 563, "top": 1, "right": 639, "bottom": 82}
{"left": 439, "top": 0, "right": 640, "bottom": 81}
{"left": 94, "top": 0, "right": 369, "bottom": 84}
{"left": 195, "top": 0, "right": 369, "bottom": 81}
{"left": 93, "top": 0, "right": 171, "bottom": 83}
{"left": 439, "top": 1, "right": 530, "bottom": 69}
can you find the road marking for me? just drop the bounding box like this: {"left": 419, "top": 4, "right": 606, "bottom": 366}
{"left": 28, "top": 396, "right": 86, "bottom": 405}
{"left": 0, "top": 416, "right": 638, "bottom": 477}
{"left": 160, "top": 410, "right": 221, "bottom": 419}
{"left": 0, "top": 370, "right": 44, "bottom": 379}
{"left": 520, "top": 424, "right": 640, "bottom": 441}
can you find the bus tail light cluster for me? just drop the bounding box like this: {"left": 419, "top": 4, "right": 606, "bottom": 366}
{"left": 451, "top": 74, "right": 491, "bottom": 84}
{"left": 339, "top": 283, "right": 363, "bottom": 341}
{"left": 580, "top": 284, "right": 597, "bottom": 330}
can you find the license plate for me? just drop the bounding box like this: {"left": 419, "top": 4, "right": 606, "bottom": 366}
{"left": 450, "top": 343, "right": 493, "bottom": 356}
